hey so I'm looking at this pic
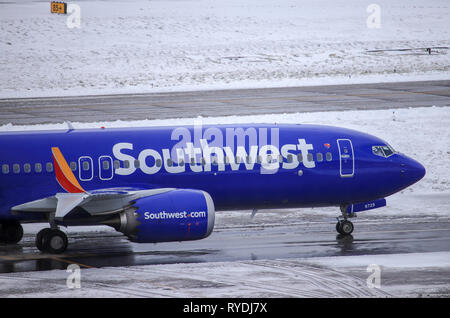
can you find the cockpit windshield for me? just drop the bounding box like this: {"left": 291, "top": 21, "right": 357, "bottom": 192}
{"left": 372, "top": 144, "right": 395, "bottom": 158}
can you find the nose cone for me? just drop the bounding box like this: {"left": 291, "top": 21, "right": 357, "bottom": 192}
{"left": 401, "top": 155, "right": 426, "bottom": 187}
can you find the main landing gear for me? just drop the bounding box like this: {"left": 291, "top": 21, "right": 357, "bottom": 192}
{"left": 1, "top": 220, "right": 68, "bottom": 253}
{"left": 33, "top": 211, "right": 69, "bottom": 254}
{"left": 36, "top": 228, "right": 68, "bottom": 254}
{"left": 0, "top": 221, "right": 24, "bottom": 244}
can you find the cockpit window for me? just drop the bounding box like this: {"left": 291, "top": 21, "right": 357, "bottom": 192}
{"left": 381, "top": 145, "right": 394, "bottom": 157}
{"left": 372, "top": 145, "right": 395, "bottom": 158}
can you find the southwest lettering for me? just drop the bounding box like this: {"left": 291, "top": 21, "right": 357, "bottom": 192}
{"left": 112, "top": 139, "right": 315, "bottom": 176}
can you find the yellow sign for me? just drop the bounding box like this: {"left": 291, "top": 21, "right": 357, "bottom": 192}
{"left": 51, "top": 1, "right": 67, "bottom": 14}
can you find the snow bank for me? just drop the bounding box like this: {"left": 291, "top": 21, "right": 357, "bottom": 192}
{"left": 0, "top": 0, "right": 449, "bottom": 98}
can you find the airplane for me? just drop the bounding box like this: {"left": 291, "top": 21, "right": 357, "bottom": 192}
{"left": 0, "top": 123, "right": 425, "bottom": 254}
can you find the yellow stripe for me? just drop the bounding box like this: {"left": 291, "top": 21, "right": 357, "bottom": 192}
{"left": 51, "top": 256, "right": 96, "bottom": 269}
{"left": 51, "top": 147, "right": 85, "bottom": 193}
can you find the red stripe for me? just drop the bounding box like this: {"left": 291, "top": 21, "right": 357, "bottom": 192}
{"left": 53, "top": 156, "right": 84, "bottom": 193}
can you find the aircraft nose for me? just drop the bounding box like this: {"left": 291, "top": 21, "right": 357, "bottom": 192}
{"left": 400, "top": 155, "right": 426, "bottom": 186}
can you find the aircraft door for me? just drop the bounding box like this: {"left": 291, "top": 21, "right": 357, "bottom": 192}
{"left": 337, "top": 139, "right": 354, "bottom": 177}
{"left": 99, "top": 156, "right": 114, "bottom": 181}
{"left": 78, "top": 156, "right": 94, "bottom": 181}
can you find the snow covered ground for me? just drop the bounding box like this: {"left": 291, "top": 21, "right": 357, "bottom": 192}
{"left": 0, "top": 252, "right": 448, "bottom": 297}
{"left": 1, "top": 0, "right": 449, "bottom": 98}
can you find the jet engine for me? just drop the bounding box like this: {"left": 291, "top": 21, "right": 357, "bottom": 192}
{"left": 106, "top": 189, "right": 215, "bottom": 243}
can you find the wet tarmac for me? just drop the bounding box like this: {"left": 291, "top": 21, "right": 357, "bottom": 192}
{"left": 1, "top": 212, "right": 449, "bottom": 274}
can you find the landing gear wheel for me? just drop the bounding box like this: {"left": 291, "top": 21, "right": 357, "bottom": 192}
{"left": 0, "top": 221, "right": 24, "bottom": 244}
{"left": 36, "top": 228, "right": 52, "bottom": 252}
{"left": 36, "top": 228, "right": 68, "bottom": 254}
{"left": 337, "top": 220, "right": 354, "bottom": 235}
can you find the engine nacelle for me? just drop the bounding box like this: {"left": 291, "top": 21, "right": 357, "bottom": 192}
{"left": 111, "top": 189, "right": 215, "bottom": 243}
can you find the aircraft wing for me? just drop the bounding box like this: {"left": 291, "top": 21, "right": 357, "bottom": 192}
{"left": 12, "top": 188, "right": 175, "bottom": 222}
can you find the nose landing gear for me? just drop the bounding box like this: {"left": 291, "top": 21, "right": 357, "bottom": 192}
{"left": 336, "top": 219, "right": 354, "bottom": 235}
{"left": 336, "top": 204, "right": 355, "bottom": 235}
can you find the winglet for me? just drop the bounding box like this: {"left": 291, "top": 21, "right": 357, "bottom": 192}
{"left": 52, "top": 147, "right": 86, "bottom": 193}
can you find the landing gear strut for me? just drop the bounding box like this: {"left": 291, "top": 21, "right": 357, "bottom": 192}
{"left": 35, "top": 212, "right": 69, "bottom": 254}
{"left": 0, "top": 221, "right": 24, "bottom": 244}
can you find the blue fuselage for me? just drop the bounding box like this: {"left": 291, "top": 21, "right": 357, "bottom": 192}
{"left": 0, "top": 124, "right": 425, "bottom": 222}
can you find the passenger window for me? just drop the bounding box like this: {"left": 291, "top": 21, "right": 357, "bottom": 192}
{"left": 82, "top": 161, "right": 90, "bottom": 171}
{"left": 167, "top": 159, "right": 173, "bottom": 167}
{"left": 2, "top": 164, "right": 9, "bottom": 174}
{"left": 46, "top": 162, "right": 53, "bottom": 172}
{"left": 326, "top": 152, "right": 332, "bottom": 161}
{"left": 103, "top": 160, "right": 110, "bottom": 170}
{"left": 307, "top": 153, "right": 313, "bottom": 162}
{"left": 35, "top": 163, "right": 42, "bottom": 173}
{"left": 134, "top": 160, "right": 140, "bottom": 168}
{"left": 156, "top": 159, "right": 162, "bottom": 167}
{"left": 24, "top": 163, "right": 31, "bottom": 173}
{"left": 70, "top": 162, "right": 77, "bottom": 171}
{"left": 316, "top": 153, "right": 323, "bottom": 162}
{"left": 13, "top": 164, "right": 20, "bottom": 174}
{"left": 297, "top": 154, "right": 303, "bottom": 162}
{"left": 114, "top": 160, "right": 120, "bottom": 170}
{"left": 124, "top": 160, "right": 130, "bottom": 169}
{"left": 287, "top": 154, "right": 293, "bottom": 163}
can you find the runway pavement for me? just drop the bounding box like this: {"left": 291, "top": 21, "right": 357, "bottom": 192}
{"left": 1, "top": 211, "right": 449, "bottom": 274}
{"left": 0, "top": 80, "right": 449, "bottom": 125}
{"left": 0, "top": 209, "right": 449, "bottom": 297}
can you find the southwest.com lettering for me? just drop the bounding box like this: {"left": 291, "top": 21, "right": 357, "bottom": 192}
{"left": 144, "top": 211, "right": 206, "bottom": 220}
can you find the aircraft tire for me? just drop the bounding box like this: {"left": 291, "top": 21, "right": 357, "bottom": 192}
{"left": 0, "top": 221, "right": 24, "bottom": 244}
{"left": 337, "top": 220, "right": 354, "bottom": 235}
{"left": 42, "top": 229, "right": 68, "bottom": 254}
{"left": 36, "top": 228, "right": 52, "bottom": 252}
